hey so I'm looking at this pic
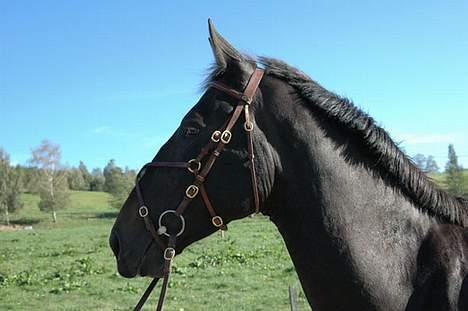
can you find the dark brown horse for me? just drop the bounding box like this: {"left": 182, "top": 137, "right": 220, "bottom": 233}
{"left": 110, "top": 20, "right": 468, "bottom": 310}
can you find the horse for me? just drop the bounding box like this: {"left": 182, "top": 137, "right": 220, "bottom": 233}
{"left": 109, "top": 19, "right": 468, "bottom": 311}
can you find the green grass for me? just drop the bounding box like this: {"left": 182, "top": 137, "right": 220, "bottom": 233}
{"left": 0, "top": 191, "right": 308, "bottom": 310}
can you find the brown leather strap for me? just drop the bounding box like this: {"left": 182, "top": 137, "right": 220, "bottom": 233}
{"left": 244, "top": 104, "right": 260, "bottom": 213}
{"left": 210, "top": 83, "right": 247, "bottom": 103}
{"left": 200, "top": 184, "right": 227, "bottom": 230}
{"left": 133, "top": 278, "right": 160, "bottom": 311}
{"left": 242, "top": 68, "right": 264, "bottom": 103}
{"left": 132, "top": 67, "right": 265, "bottom": 311}
{"left": 146, "top": 162, "right": 188, "bottom": 169}
{"left": 156, "top": 235, "right": 176, "bottom": 311}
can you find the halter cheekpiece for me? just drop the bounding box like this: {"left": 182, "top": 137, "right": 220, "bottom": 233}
{"left": 133, "top": 68, "right": 264, "bottom": 311}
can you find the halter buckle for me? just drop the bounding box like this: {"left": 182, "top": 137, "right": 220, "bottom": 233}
{"left": 185, "top": 185, "right": 199, "bottom": 199}
{"left": 164, "top": 247, "right": 176, "bottom": 260}
{"left": 221, "top": 130, "right": 232, "bottom": 144}
{"left": 138, "top": 205, "right": 149, "bottom": 218}
{"left": 158, "top": 210, "right": 185, "bottom": 237}
{"left": 187, "top": 159, "right": 201, "bottom": 173}
{"left": 211, "top": 216, "right": 224, "bottom": 228}
{"left": 211, "top": 130, "right": 222, "bottom": 143}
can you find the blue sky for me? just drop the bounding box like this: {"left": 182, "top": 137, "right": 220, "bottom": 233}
{"left": 1, "top": 0, "right": 467, "bottom": 171}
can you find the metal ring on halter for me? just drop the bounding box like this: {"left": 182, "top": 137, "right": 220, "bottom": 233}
{"left": 187, "top": 159, "right": 201, "bottom": 173}
{"left": 139, "top": 205, "right": 149, "bottom": 217}
{"left": 163, "top": 247, "right": 176, "bottom": 260}
{"left": 158, "top": 210, "right": 185, "bottom": 237}
{"left": 244, "top": 121, "right": 254, "bottom": 132}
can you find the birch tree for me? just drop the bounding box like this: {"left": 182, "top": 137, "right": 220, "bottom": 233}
{"left": 29, "top": 140, "right": 69, "bottom": 222}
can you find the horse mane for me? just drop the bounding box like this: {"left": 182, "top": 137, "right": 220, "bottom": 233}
{"left": 257, "top": 56, "right": 468, "bottom": 226}
{"left": 203, "top": 55, "right": 467, "bottom": 226}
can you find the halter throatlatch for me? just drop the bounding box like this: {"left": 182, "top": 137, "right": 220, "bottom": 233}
{"left": 133, "top": 68, "right": 264, "bottom": 311}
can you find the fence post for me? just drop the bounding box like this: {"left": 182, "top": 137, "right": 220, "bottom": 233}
{"left": 289, "top": 286, "right": 298, "bottom": 311}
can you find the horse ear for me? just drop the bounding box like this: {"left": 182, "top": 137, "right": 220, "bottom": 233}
{"left": 208, "top": 19, "right": 244, "bottom": 70}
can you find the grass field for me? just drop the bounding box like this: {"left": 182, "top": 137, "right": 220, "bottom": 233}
{"left": 0, "top": 191, "right": 309, "bottom": 310}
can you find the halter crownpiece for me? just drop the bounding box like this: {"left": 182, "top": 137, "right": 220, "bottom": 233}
{"left": 132, "top": 68, "right": 264, "bottom": 311}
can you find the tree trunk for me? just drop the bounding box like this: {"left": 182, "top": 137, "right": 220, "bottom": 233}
{"left": 5, "top": 206, "right": 9, "bottom": 226}
{"left": 3, "top": 204, "right": 9, "bottom": 226}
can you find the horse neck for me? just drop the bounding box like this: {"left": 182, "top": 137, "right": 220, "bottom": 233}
{"left": 257, "top": 78, "right": 435, "bottom": 310}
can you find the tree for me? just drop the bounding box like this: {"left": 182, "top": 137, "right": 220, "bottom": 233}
{"left": 103, "top": 159, "right": 117, "bottom": 192}
{"left": 0, "top": 149, "right": 10, "bottom": 223}
{"left": 29, "top": 140, "right": 69, "bottom": 222}
{"left": 0, "top": 148, "right": 23, "bottom": 225}
{"left": 445, "top": 144, "right": 464, "bottom": 195}
{"left": 78, "top": 161, "right": 92, "bottom": 190}
{"left": 103, "top": 160, "right": 134, "bottom": 208}
{"left": 67, "top": 168, "right": 87, "bottom": 190}
{"left": 424, "top": 155, "right": 439, "bottom": 174}
{"left": 413, "top": 154, "right": 427, "bottom": 171}
{"left": 89, "top": 168, "right": 105, "bottom": 191}
{"left": 20, "top": 166, "right": 41, "bottom": 193}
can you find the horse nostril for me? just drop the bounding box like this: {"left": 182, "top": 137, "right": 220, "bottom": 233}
{"left": 109, "top": 230, "right": 120, "bottom": 259}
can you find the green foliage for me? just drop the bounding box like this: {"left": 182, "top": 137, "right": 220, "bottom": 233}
{"left": 445, "top": 144, "right": 465, "bottom": 195}
{"left": 67, "top": 168, "right": 88, "bottom": 191}
{"left": 89, "top": 167, "right": 105, "bottom": 191}
{"left": 0, "top": 148, "right": 23, "bottom": 224}
{"left": 37, "top": 184, "right": 70, "bottom": 213}
{"left": 4, "top": 166, "right": 24, "bottom": 213}
{"left": 103, "top": 159, "right": 134, "bottom": 209}
{"left": 19, "top": 166, "right": 41, "bottom": 193}
{"left": 78, "top": 161, "right": 92, "bottom": 189}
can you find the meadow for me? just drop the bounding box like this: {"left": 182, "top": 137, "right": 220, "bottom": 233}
{"left": 0, "top": 191, "right": 309, "bottom": 310}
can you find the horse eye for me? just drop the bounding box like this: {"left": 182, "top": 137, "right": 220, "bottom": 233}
{"left": 184, "top": 127, "right": 200, "bottom": 137}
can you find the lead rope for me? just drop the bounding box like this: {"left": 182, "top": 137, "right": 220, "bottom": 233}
{"left": 155, "top": 235, "right": 176, "bottom": 311}
{"left": 133, "top": 236, "right": 176, "bottom": 311}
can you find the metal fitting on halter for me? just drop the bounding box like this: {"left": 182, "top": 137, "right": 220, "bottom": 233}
{"left": 158, "top": 210, "right": 185, "bottom": 237}
{"left": 157, "top": 226, "right": 167, "bottom": 235}
{"left": 163, "top": 247, "right": 176, "bottom": 260}
{"left": 244, "top": 121, "right": 254, "bottom": 132}
{"left": 211, "top": 130, "right": 221, "bottom": 142}
{"left": 211, "top": 216, "right": 224, "bottom": 228}
{"left": 187, "top": 159, "right": 201, "bottom": 173}
{"left": 241, "top": 95, "right": 251, "bottom": 104}
{"left": 220, "top": 130, "right": 232, "bottom": 144}
{"left": 138, "top": 205, "right": 149, "bottom": 217}
{"left": 185, "top": 185, "right": 199, "bottom": 199}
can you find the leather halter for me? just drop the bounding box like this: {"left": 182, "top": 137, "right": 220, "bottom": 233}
{"left": 133, "top": 68, "right": 264, "bottom": 310}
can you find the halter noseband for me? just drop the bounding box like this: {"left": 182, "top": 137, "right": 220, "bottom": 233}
{"left": 133, "top": 68, "right": 264, "bottom": 311}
